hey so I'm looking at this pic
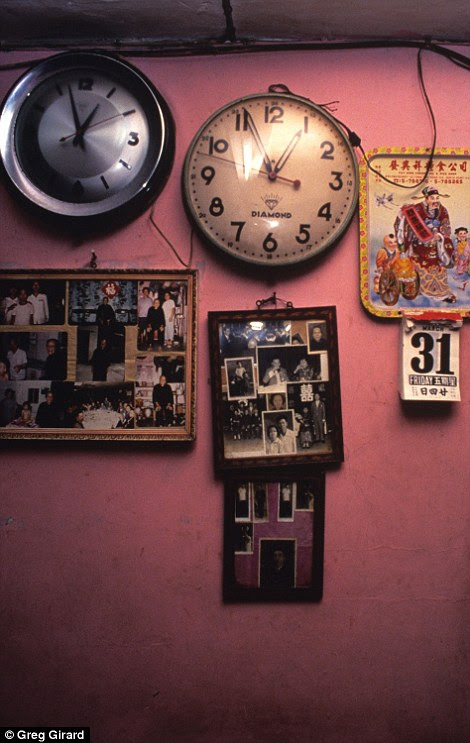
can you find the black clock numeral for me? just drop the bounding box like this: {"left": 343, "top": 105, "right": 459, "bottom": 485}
{"left": 329, "top": 171, "right": 343, "bottom": 190}
{"left": 295, "top": 224, "right": 311, "bottom": 244}
{"left": 264, "top": 105, "right": 284, "bottom": 124}
{"left": 318, "top": 202, "right": 332, "bottom": 221}
{"left": 209, "top": 197, "right": 224, "bottom": 216}
{"left": 235, "top": 110, "right": 249, "bottom": 131}
{"left": 127, "top": 132, "right": 139, "bottom": 146}
{"left": 231, "top": 221, "right": 245, "bottom": 241}
{"left": 208, "top": 137, "right": 229, "bottom": 155}
{"left": 263, "top": 233, "right": 278, "bottom": 253}
{"left": 320, "top": 141, "right": 335, "bottom": 160}
{"left": 78, "top": 78, "right": 93, "bottom": 91}
{"left": 201, "top": 166, "right": 216, "bottom": 185}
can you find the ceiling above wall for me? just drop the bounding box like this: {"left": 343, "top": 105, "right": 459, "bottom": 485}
{"left": 1, "top": 0, "right": 469, "bottom": 51}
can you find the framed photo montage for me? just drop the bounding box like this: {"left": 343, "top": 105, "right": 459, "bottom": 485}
{"left": 223, "top": 474, "right": 325, "bottom": 602}
{"left": 0, "top": 269, "right": 197, "bottom": 441}
{"left": 208, "top": 306, "right": 343, "bottom": 474}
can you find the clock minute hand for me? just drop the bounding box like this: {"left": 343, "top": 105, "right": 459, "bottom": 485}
{"left": 67, "top": 85, "right": 85, "bottom": 150}
{"left": 244, "top": 108, "right": 274, "bottom": 177}
{"left": 273, "top": 130, "right": 302, "bottom": 175}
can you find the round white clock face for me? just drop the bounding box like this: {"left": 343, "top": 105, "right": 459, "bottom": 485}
{"left": 183, "top": 92, "right": 359, "bottom": 266}
{"left": 0, "top": 52, "right": 174, "bottom": 227}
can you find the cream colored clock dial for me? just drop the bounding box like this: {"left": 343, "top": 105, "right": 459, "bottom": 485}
{"left": 183, "top": 92, "right": 359, "bottom": 266}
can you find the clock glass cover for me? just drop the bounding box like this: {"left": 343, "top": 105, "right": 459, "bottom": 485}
{"left": 183, "top": 92, "right": 359, "bottom": 266}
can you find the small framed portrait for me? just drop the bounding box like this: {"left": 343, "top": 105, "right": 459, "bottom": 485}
{"left": 225, "top": 357, "right": 256, "bottom": 400}
{"left": 223, "top": 475, "right": 325, "bottom": 602}
{"left": 208, "top": 306, "right": 343, "bottom": 474}
{"left": 0, "top": 269, "right": 197, "bottom": 441}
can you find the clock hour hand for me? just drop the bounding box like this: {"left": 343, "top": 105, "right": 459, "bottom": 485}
{"left": 59, "top": 108, "right": 134, "bottom": 143}
{"left": 273, "top": 130, "right": 302, "bottom": 175}
{"left": 243, "top": 108, "right": 274, "bottom": 177}
{"left": 72, "top": 103, "right": 100, "bottom": 149}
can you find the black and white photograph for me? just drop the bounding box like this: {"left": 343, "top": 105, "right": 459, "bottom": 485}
{"left": 76, "top": 325, "right": 125, "bottom": 382}
{"left": 225, "top": 357, "right": 256, "bottom": 400}
{"left": 262, "top": 409, "right": 297, "bottom": 455}
{"left": 219, "top": 320, "right": 291, "bottom": 362}
{"left": 278, "top": 483, "right": 295, "bottom": 521}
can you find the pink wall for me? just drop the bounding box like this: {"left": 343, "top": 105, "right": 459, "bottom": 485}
{"left": 1, "top": 47, "right": 469, "bottom": 742}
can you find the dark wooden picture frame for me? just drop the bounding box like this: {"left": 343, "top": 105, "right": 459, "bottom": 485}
{"left": 208, "top": 306, "right": 343, "bottom": 474}
{"left": 0, "top": 269, "right": 197, "bottom": 441}
{"left": 223, "top": 474, "right": 325, "bottom": 602}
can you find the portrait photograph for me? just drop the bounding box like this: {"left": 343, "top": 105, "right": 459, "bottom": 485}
{"left": 223, "top": 476, "right": 325, "bottom": 602}
{"left": 0, "top": 269, "right": 197, "bottom": 441}
{"left": 225, "top": 356, "right": 256, "bottom": 400}
{"left": 262, "top": 409, "right": 297, "bottom": 456}
{"left": 209, "top": 307, "right": 343, "bottom": 473}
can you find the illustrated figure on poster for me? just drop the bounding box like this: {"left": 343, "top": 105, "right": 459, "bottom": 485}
{"left": 311, "top": 392, "right": 326, "bottom": 443}
{"left": 394, "top": 185, "right": 455, "bottom": 302}
{"left": 162, "top": 291, "right": 176, "bottom": 347}
{"left": 262, "top": 357, "right": 289, "bottom": 387}
{"left": 452, "top": 227, "right": 470, "bottom": 277}
{"left": 374, "top": 233, "right": 399, "bottom": 292}
{"left": 27, "top": 281, "right": 49, "bottom": 324}
{"left": 152, "top": 375, "right": 174, "bottom": 425}
{"left": 91, "top": 338, "right": 112, "bottom": 381}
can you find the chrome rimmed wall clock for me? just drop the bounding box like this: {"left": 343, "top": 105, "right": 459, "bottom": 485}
{"left": 182, "top": 90, "right": 359, "bottom": 266}
{"left": 0, "top": 52, "right": 175, "bottom": 229}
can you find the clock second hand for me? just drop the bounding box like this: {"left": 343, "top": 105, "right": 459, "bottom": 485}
{"left": 197, "top": 151, "right": 301, "bottom": 189}
{"left": 59, "top": 108, "right": 136, "bottom": 143}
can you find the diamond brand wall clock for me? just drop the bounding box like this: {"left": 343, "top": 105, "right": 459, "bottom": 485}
{"left": 0, "top": 52, "right": 175, "bottom": 229}
{"left": 182, "top": 90, "right": 359, "bottom": 266}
